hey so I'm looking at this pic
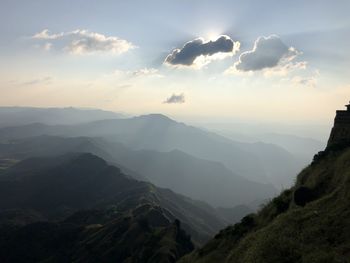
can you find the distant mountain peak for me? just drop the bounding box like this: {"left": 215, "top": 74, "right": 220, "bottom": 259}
{"left": 135, "top": 113, "right": 176, "bottom": 123}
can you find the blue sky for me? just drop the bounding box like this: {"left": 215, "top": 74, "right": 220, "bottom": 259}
{"left": 1, "top": 0, "right": 350, "bottom": 124}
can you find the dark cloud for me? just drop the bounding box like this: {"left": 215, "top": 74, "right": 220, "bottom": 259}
{"left": 235, "top": 35, "right": 299, "bottom": 72}
{"left": 163, "top": 93, "right": 185, "bottom": 104}
{"left": 165, "top": 35, "right": 240, "bottom": 67}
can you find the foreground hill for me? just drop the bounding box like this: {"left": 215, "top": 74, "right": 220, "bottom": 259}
{"left": 0, "top": 114, "right": 303, "bottom": 187}
{"left": 0, "top": 206, "right": 194, "bottom": 263}
{"left": 179, "top": 143, "right": 350, "bottom": 262}
{"left": 0, "top": 153, "right": 226, "bottom": 245}
{"left": 0, "top": 135, "right": 275, "bottom": 208}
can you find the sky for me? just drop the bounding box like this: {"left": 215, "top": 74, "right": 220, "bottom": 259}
{"left": 1, "top": 0, "right": 350, "bottom": 125}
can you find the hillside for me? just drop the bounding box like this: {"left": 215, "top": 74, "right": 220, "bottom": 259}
{"left": 0, "top": 153, "right": 226, "bottom": 245}
{"left": 0, "top": 205, "right": 194, "bottom": 263}
{"left": 179, "top": 143, "right": 350, "bottom": 262}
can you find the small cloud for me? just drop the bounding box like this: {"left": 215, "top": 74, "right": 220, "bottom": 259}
{"left": 131, "top": 68, "right": 163, "bottom": 77}
{"left": 21, "top": 76, "right": 53, "bottom": 86}
{"left": 163, "top": 93, "right": 185, "bottom": 104}
{"left": 164, "top": 35, "right": 240, "bottom": 69}
{"left": 43, "top": 42, "right": 52, "bottom": 51}
{"left": 228, "top": 35, "right": 300, "bottom": 73}
{"left": 263, "top": 61, "right": 307, "bottom": 77}
{"left": 291, "top": 75, "right": 317, "bottom": 88}
{"left": 33, "top": 29, "right": 64, "bottom": 40}
{"left": 32, "top": 29, "right": 135, "bottom": 55}
{"left": 282, "top": 70, "right": 319, "bottom": 88}
{"left": 112, "top": 68, "right": 163, "bottom": 78}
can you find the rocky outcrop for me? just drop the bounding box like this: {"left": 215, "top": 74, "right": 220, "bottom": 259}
{"left": 327, "top": 101, "right": 350, "bottom": 147}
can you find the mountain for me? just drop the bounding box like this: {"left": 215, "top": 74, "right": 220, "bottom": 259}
{"left": 0, "top": 114, "right": 303, "bottom": 187}
{"left": 104, "top": 147, "right": 275, "bottom": 208}
{"left": 0, "top": 106, "right": 125, "bottom": 128}
{"left": 253, "top": 133, "right": 325, "bottom": 160}
{"left": 0, "top": 153, "right": 226, "bottom": 245}
{"left": 214, "top": 129, "right": 325, "bottom": 162}
{"left": 179, "top": 109, "right": 350, "bottom": 263}
{"left": 0, "top": 135, "right": 276, "bottom": 208}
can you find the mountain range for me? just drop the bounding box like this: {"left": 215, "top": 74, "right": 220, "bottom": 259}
{"left": 0, "top": 109, "right": 305, "bottom": 188}
{"left": 0, "top": 135, "right": 275, "bottom": 208}
{"left": 0, "top": 106, "right": 349, "bottom": 262}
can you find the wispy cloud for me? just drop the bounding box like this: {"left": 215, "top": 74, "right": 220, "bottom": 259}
{"left": 21, "top": 76, "right": 53, "bottom": 86}
{"left": 32, "top": 29, "right": 135, "bottom": 55}
{"left": 131, "top": 68, "right": 163, "bottom": 77}
{"left": 291, "top": 71, "right": 319, "bottom": 88}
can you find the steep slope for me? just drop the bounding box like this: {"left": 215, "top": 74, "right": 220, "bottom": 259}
{"left": 179, "top": 143, "right": 350, "bottom": 262}
{"left": 0, "top": 114, "right": 303, "bottom": 186}
{"left": 0, "top": 153, "right": 226, "bottom": 244}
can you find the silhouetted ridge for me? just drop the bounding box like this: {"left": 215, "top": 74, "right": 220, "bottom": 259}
{"left": 0, "top": 153, "right": 227, "bottom": 246}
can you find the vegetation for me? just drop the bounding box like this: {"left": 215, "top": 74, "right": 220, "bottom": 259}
{"left": 179, "top": 146, "right": 350, "bottom": 263}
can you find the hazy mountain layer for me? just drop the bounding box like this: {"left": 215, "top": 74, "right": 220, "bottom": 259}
{"left": 0, "top": 114, "right": 303, "bottom": 187}
{"left": 0, "top": 106, "right": 124, "bottom": 128}
{"left": 0, "top": 135, "right": 276, "bottom": 208}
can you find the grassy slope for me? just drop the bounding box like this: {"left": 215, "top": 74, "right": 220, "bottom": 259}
{"left": 180, "top": 147, "right": 350, "bottom": 263}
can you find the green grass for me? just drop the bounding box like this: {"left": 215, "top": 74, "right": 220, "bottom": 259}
{"left": 179, "top": 147, "right": 350, "bottom": 263}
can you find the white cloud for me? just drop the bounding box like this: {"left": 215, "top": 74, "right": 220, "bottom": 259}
{"left": 263, "top": 61, "right": 307, "bottom": 77}
{"left": 33, "top": 29, "right": 64, "bottom": 40}
{"left": 32, "top": 29, "right": 135, "bottom": 55}
{"left": 112, "top": 68, "right": 163, "bottom": 78}
{"left": 131, "top": 68, "right": 162, "bottom": 77}
{"left": 290, "top": 75, "right": 318, "bottom": 88}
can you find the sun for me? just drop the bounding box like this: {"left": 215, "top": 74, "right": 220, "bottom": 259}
{"left": 205, "top": 31, "right": 222, "bottom": 41}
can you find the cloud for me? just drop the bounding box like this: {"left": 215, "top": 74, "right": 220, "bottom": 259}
{"left": 263, "top": 61, "right": 307, "bottom": 77}
{"left": 291, "top": 71, "right": 319, "bottom": 88}
{"left": 112, "top": 68, "right": 163, "bottom": 78}
{"left": 21, "top": 76, "right": 53, "bottom": 86}
{"left": 131, "top": 68, "right": 163, "bottom": 77}
{"left": 33, "top": 29, "right": 64, "bottom": 40}
{"left": 32, "top": 29, "right": 135, "bottom": 55}
{"left": 292, "top": 76, "right": 317, "bottom": 87}
{"left": 163, "top": 93, "right": 185, "bottom": 104}
{"left": 232, "top": 35, "right": 300, "bottom": 72}
{"left": 164, "top": 35, "right": 240, "bottom": 68}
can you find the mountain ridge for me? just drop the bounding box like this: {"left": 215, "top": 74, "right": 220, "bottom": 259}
{"left": 0, "top": 113, "right": 304, "bottom": 187}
